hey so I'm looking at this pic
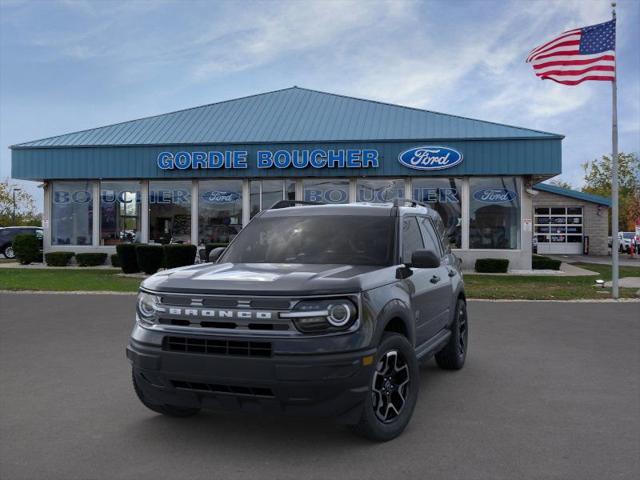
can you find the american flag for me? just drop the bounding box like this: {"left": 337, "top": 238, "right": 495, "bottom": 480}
{"left": 526, "top": 19, "right": 616, "bottom": 85}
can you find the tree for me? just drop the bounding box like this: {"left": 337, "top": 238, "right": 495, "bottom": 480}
{"left": 547, "top": 177, "right": 573, "bottom": 190}
{"left": 582, "top": 153, "right": 640, "bottom": 231}
{"left": 0, "top": 180, "right": 41, "bottom": 227}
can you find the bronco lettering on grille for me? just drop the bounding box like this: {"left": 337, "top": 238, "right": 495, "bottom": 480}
{"left": 158, "top": 307, "right": 273, "bottom": 320}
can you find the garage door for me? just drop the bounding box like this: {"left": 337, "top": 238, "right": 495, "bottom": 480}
{"left": 535, "top": 207, "right": 583, "bottom": 254}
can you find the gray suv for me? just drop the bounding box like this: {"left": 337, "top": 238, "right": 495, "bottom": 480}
{"left": 127, "top": 200, "right": 468, "bottom": 441}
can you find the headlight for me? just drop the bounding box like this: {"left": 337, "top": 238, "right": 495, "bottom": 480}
{"left": 281, "top": 298, "right": 358, "bottom": 333}
{"left": 136, "top": 291, "right": 160, "bottom": 326}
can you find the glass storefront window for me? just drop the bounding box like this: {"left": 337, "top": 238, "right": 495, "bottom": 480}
{"left": 250, "top": 180, "right": 260, "bottom": 218}
{"left": 303, "top": 179, "right": 349, "bottom": 204}
{"left": 51, "top": 181, "right": 93, "bottom": 245}
{"left": 413, "top": 177, "right": 462, "bottom": 248}
{"left": 356, "top": 179, "right": 405, "bottom": 203}
{"left": 198, "top": 180, "right": 243, "bottom": 244}
{"left": 286, "top": 180, "right": 296, "bottom": 201}
{"left": 250, "top": 180, "right": 286, "bottom": 218}
{"left": 100, "top": 181, "right": 141, "bottom": 245}
{"left": 149, "top": 181, "right": 192, "bottom": 244}
{"left": 469, "top": 177, "right": 520, "bottom": 249}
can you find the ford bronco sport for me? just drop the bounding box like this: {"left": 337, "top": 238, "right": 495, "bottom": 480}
{"left": 127, "top": 200, "right": 468, "bottom": 441}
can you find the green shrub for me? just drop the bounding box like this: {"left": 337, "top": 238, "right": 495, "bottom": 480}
{"left": 205, "top": 243, "right": 228, "bottom": 258}
{"left": 13, "top": 234, "right": 41, "bottom": 265}
{"left": 110, "top": 254, "right": 121, "bottom": 268}
{"left": 135, "top": 245, "right": 164, "bottom": 274}
{"left": 116, "top": 244, "right": 139, "bottom": 273}
{"left": 475, "top": 258, "right": 509, "bottom": 273}
{"left": 45, "top": 252, "right": 75, "bottom": 267}
{"left": 75, "top": 253, "right": 108, "bottom": 267}
{"left": 163, "top": 244, "right": 197, "bottom": 269}
{"left": 532, "top": 255, "right": 562, "bottom": 270}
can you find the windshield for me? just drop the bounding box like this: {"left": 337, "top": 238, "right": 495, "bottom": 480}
{"left": 220, "top": 215, "right": 396, "bottom": 266}
{"left": 622, "top": 232, "right": 635, "bottom": 239}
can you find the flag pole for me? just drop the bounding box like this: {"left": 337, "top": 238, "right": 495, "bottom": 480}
{"left": 611, "top": 1, "right": 619, "bottom": 298}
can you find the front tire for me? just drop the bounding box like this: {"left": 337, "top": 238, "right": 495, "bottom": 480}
{"left": 435, "top": 298, "right": 468, "bottom": 370}
{"left": 132, "top": 370, "right": 200, "bottom": 417}
{"left": 350, "top": 333, "right": 419, "bottom": 442}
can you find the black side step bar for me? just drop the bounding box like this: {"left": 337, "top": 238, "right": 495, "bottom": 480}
{"left": 414, "top": 329, "right": 451, "bottom": 361}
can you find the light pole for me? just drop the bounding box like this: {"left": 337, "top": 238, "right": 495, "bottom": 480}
{"left": 12, "top": 188, "right": 22, "bottom": 224}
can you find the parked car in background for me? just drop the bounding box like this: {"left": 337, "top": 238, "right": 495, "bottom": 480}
{"left": 619, "top": 232, "right": 635, "bottom": 253}
{"left": 0, "top": 226, "right": 43, "bottom": 259}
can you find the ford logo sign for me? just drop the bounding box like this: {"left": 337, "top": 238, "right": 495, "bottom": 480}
{"left": 473, "top": 188, "right": 518, "bottom": 203}
{"left": 398, "top": 146, "right": 463, "bottom": 171}
{"left": 201, "top": 191, "right": 240, "bottom": 203}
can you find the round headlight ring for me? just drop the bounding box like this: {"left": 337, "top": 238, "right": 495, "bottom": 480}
{"left": 327, "top": 302, "right": 354, "bottom": 327}
{"left": 137, "top": 292, "right": 158, "bottom": 319}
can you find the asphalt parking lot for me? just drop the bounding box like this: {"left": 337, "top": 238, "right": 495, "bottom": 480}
{"left": 0, "top": 294, "right": 638, "bottom": 480}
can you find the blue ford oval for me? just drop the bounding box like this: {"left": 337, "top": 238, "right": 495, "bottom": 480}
{"left": 473, "top": 188, "right": 518, "bottom": 203}
{"left": 200, "top": 191, "right": 240, "bottom": 204}
{"left": 398, "top": 146, "right": 463, "bottom": 171}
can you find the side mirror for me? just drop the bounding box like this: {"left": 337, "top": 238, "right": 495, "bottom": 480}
{"left": 409, "top": 249, "right": 440, "bottom": 269}
{"left": 208, "top": 247, "right": 226, "bottom": 263}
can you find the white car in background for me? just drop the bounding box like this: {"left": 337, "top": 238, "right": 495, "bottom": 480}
{"left": 619, "top": 232, "right": 635, "bottom": 252}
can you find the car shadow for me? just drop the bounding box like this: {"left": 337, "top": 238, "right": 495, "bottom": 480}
{"left": 121, "top": 359, "right": 452, "bottom": 452}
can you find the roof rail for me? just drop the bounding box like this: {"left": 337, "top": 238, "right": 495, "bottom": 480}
{"left": 392, "top": 198, "right": 430, "bottom": 209}
{"left": 269, "top": 200, "right": 325, "bottom": 210}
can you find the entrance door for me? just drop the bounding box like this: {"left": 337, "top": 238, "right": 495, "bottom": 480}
{"left": 535, "top": 207, "right": 583, "bottom": 254}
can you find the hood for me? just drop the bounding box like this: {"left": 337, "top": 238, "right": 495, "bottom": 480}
{"left": 142, "top": 262, "right": 396, "bottom": 296}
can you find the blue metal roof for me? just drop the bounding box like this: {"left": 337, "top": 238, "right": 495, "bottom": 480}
{"left": 533, "top": 183, "right": 611, "bottom": 206}
{"left": 12, "top": 87, "right": 562, "bottom": 148}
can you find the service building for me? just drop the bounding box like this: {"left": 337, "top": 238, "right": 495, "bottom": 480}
{"left": 10, "top": 87, "right": 610, "bottom": 269}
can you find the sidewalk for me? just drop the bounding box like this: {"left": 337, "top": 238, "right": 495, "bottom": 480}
{"left": 547, "top": 254, "right": 640, "bottom": 267}
{"left": 464, "top": 262, "right": 598, "bottom": 276}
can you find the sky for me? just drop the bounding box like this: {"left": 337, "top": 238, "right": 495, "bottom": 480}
{"left": 1, "top": 0, "right": 639, "bottom": 211}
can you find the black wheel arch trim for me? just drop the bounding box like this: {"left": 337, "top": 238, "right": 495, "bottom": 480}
{"left": 374, "top": 299, "right": 415, "bottom": 347}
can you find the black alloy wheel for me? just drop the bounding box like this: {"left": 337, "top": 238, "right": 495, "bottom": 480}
{"left": 371, "top": 350, "right": 411, "bottom": 423}
{"left": 350, "top": 333, "right": 419, "bottom": 442}
{"left": 435, "top": 297, "right": 468, "bottom": 370}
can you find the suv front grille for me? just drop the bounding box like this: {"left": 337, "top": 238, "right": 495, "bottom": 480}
{"left": 163, "top": 336, "right": 272, "bottom": 357}
{"left": 171, "top": 380, "right": 274, "bottom": 397}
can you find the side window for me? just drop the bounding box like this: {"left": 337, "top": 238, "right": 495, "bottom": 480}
{"left": 401, "top": 217, "right": 424, "bottom": 264}
{"left": 419, "top": 217, "right": 443, "bottom": 257}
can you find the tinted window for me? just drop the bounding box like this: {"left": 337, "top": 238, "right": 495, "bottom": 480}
{"left": 419, "top": 217, "right": 442, "bottom": 256}
{"left": 401, "top": 217, "right": 424, "bottom": 264}
{"left": 221, "top": 215, "right": 395, "bottom": 266}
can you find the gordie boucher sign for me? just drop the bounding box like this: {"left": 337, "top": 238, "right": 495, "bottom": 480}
{"left": 156, "top": 146, "right": 463, "bottom": 171}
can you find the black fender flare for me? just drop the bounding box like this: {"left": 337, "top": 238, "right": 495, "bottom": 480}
{"left": 373, "top": 298, "right": 415, "bottom": 347}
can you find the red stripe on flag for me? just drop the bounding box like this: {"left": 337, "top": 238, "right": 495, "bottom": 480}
{"left": 527, "top": 30, "right": 581, "bottom": 60}
{"left": 541, "top": 75, "right": 615, "bottom": 85}
{"left": 530, "top": 47, "right": 581, "bottom": 61}
{"left": 535, "top": 65, "right": 615, "bottom": 77}
{"left": 532, "top": 54, "right": 615, "bottom": 70}
{"left": 529, "top": 40, "right": 581, "bottom": 60}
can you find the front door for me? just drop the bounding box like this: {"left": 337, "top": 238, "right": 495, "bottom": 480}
{"left": 400, "top": 216, "right": 451, "bottom": 346}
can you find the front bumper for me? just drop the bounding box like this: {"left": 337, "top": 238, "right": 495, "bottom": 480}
{"left": 127, "top": 327, "right": 376, "bottom": 423}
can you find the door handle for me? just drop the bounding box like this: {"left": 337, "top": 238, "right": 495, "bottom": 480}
{"left": 430, "top": 275, "right": 440, "bottom": 284}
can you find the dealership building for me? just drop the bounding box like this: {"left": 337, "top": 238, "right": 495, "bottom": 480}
{"left": 10, "top": 87, "right": 611, "bottom": 269}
